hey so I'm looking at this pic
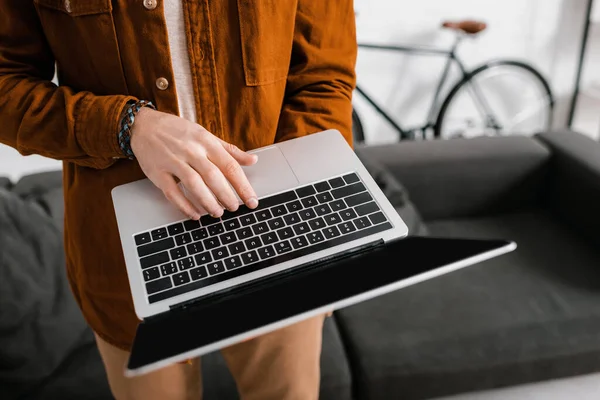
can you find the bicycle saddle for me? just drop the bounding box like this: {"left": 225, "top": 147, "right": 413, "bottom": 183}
{"left": 442, "top": 20, "right": 487, "bottom": 34}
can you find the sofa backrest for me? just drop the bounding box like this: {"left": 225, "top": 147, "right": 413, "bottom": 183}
{"left": 537, "top": 131, "right": 600, "bottom": 247}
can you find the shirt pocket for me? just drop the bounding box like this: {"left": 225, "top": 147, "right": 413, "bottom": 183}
{"left": 33, "top": 0, "right": 128, "bottom": 95}
{"left": 237, "top": 0, "right": 297, "bottom": 86}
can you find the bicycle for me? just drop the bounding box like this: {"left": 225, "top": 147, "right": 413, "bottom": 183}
{"left": 351, "top": 20, "right": 555, "bottom": 144}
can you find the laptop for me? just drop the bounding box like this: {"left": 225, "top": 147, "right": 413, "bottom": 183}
{"left": 112, "top": 129, "right": 516, "bottom": 376}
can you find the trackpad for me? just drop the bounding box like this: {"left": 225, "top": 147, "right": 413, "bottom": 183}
{"left": 243, "top": 146, "right": 299, "bottom": 198}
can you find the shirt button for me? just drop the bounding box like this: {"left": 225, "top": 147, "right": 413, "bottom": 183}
{"left": 143, "top": 0, "right": 157, "bottom": 10}
{"left": 156, "top": 77, "right": 169, "bottom": 90}
{"left": 64, "top": 0, "right": 72, "bottom": 13}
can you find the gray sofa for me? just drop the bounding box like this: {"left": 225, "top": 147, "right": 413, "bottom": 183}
{"left": 2, "top": 131, "right": 600, "bottom": 399}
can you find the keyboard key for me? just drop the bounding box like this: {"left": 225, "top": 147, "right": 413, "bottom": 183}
{"left": 323, "top": 226, "right": 341, "bottom": 239}
{"left": 200, "top": 215, "right": 221, "bottom": 226}
{"left": 225, "top": 255, "right": 243, "bottom": 270}
{"left": 175, "top": 232, "right": 192, "bottom": 246}
{"left": 343, "top": 173, "right": 360, "bottom": 184}
{"left": 296, "top": 185, "right": 316, "bottom": 197}
{"left": 355, "top": 201, "right": 380, "bottom": 216}
{"left": 340, "top": 208, "right": 358, "bottom": 221}
{"left": 221, "top": 205, "right": 252, "bottom": 220}
{"left": 194, "top": 251, "right": 212, "bottom": 265}
{"left": 186, "top": 242, "right": 204, "bottom": 255}
{"left": 203, "top": 237, "right": 220, "bottom": 250}
{"left": 283, "top": 212, "right": 301, "bottom": 225}
{"left": 245, "top": 237, "right": 262, "bottom": 250}
{"left": 140, "top": 251, "right": 169, "bottom": 269}
{"left": 224, "top": 219, "right": 241, "bottom": 231}
{"left": 143, "top": 267, "right": 160, "bottom": 281}
{"left": 308, "top": 217, "right": 326, "bottom": 231}
{"left": 316, "top": 192, "right": 333, "bottom": 204}
{"left": 354, "top": 216, "right": 372, "bottom": 229}
{"left": 240, "top": 214, "right": 257, "bottom": 226}
{"left": 277, "top": 227, "right": 294, "bottom": 240}
{"left": 331, "top": 182, "right": 366, "bottom": 199}
{"left": 160, "top": 262, "right": 178, "bottom": 275}
{"left": 256, "top": 209, "right": 272, "bottom": 221}
{"left": 324, "top": 213, "right": 342, "bottom": 226}
{"left": 228, "top": 242, "right": 246, "bottom": 255}
{"left": 338, "top": 221, "right": 357, "bottom": 234}
{"left": 275, "top": 240, "right": 292, "bottom": 254}
{"left": 151, "top": 227, "right": 168, "bottom": 240}
{"left": 300, "top": 209, "right": 316, "bottom": 221}
{"left": 212, "top": 246, "right": 229, "bottom": 260}
{"left": 307, "top": 231, "right": 325, "bottom": 244}
{"left": 208, "top": 223, "right": 225, "bottom": 236}
{"left": 146, "top": 277, "right": 172, "bottom": 294}
{"left": 170, "top": 246, "right": 187, "bottom": 260}
{"left": 173, "top": 272, "right": 191, "bottom": 286}
{"left": 256, "top": 190, "right": 298, "bottom": 209}
{"left": 167, "top": 223, "right": 184, "bottom": 236}
{"left": 258, "top": 245, "right": 275, "bottom": 259}
{"left": 261, "top": 232, "right": 278, "bottom": 245}
{"left": 177, "top": 257, "right": 195, "bottom": 270}
{"left": 236, "top": 227, "right": 253, "bottom": 240}
{"left": 271, "top": 205, "right": 288, "bottom": 217}
{"left": 190, "top": 266, "right": 208, "bottom": 281}
{"left": 369, "top": 212, "right": 387, "bottom": 225}
{"left": 345, "top": 192, "right": 373, "bottom": 207}
{"left": 134, "top": 232, "right": 151, "bottom": 246}
{"left": 207, "top": 261, "right": 226, "bottom": 275}
{"left": 137, "top": 237, "right": 175, "bottom": 257}
{"left": 328, "top": 177, "right": 344, "bottom": 188}
{"left": 291, "top": 236, "right": 309, "bottom": 249}
{"left": 315, "top": 204, "right": 332, "bottom": 216}
{"left": 184, "top": 219, "right": 201, "bottom": 231}
{"left": 241, "top": 250, "right": 259, "bottom": 264}
{"left": 314, "top": 181, "right": 331, "bottom": 192}
{"left": 252, "top": 222, "right": 269, "bottom": 235}
{"left": 286, "top": 200, "right": 303, "bottom": 213}
{"left": 191, "top": 228, "right": 208, "bottom": 241}
{"left": 301, "top": 196, "right": 318, "bottom": 208}
{"left": 329, "top": 199, "right": 347, "bottom": 211}
{"left": 268, "top": 217, "right": 285, "bottom": 230}
{"left": 292, "top": 222, "right": 310, "bottom": 235}
{"left": 220, "top": 232, "right": 237, "bottom": 245}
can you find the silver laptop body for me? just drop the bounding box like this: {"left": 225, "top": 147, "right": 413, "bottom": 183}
{"left": 112, "top": 129, "right": 409, "bottom": 320}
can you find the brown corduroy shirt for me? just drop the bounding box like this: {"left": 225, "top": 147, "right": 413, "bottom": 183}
{"left": 0, "top": 0, "right": 356, "bottom": 350}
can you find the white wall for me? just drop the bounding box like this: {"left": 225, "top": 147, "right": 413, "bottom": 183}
{"left": 0, "top": 0, "right": 588, "bottom": 180}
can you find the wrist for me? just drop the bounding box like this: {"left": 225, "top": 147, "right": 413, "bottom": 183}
{"left": 117, "top": 100, "right": 156, "bottom": 159}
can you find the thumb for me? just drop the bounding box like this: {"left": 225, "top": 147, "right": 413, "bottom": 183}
{"left": 219, "top": 139, "right": 258, "bottom": 166}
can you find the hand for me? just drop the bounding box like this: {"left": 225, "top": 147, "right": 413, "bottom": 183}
{"left": 130, "top": 108, "right": 258, "bottom": 219}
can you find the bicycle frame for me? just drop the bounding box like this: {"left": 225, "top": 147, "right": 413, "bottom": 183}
{"left": 355, "top": 35, "right": 498, "bottom": 139}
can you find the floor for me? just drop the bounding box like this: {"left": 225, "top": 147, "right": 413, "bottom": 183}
{"left": 435, "top": 373, "right": 600, "bottom": 399}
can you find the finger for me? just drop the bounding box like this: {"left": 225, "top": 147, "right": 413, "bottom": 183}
{"left": 176, "top": 166, "right": 224, "bottom": 218}
{"left": 218, "top": 139, "right": 258, "bottom": 166}
{"left": 193, "top": 156, "right": 241, "bottom": 212}
{"left": 155, "top": 173, "right": 201, "bottom": 220}
{"left": 207, "top": 144, "right": 258, "bottom": 209}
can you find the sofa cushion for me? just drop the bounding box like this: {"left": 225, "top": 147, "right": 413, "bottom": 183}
{"left": 0, "top": 187, "right": 110, "bottom": 399}
{"left": 202, "top": 316, "right": 353, "bottom": 400}
{"left": 335, "top": 210, "right": 600, "bottom": 400}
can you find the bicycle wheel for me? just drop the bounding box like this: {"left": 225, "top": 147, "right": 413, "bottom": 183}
{"left": 435, "top": 60, "right": 554, "bottom": 139}
{"left": 352, "top": 108, "right": 366, "bottom": 145}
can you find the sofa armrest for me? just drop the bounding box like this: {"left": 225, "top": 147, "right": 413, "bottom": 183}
{"left": 537, "top": 131, "right": 600, "bottom": 245}
{"left": 356, "top": 136, "right": 550, "bottom": 220}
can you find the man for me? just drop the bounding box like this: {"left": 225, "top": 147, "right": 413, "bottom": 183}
{"left": 0, "top": 0, "right": 356, "bottom": 398}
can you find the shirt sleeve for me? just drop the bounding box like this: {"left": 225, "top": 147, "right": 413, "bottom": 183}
{"left": 0, "top": 0, "right": 136, "bottom": 169}
{"left": 275, "top": 0, "right": 358, "bottom": 147}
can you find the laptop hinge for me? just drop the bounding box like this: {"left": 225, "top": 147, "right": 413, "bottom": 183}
{"left": 166, "top": 238, "right": 385, "bottom": 314}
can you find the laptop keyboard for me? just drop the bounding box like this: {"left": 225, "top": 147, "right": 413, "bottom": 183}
{"left": 134, "top": 173, "right": 393, "bottom": 304}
